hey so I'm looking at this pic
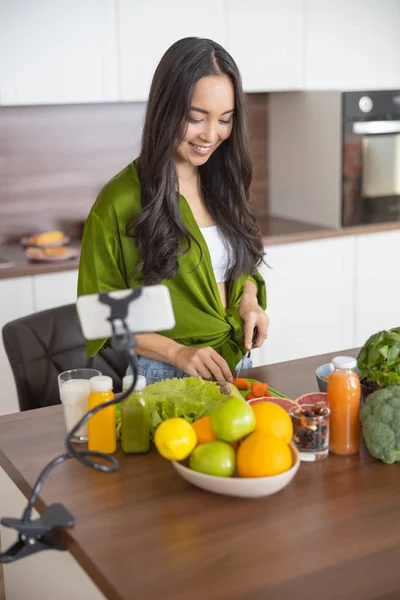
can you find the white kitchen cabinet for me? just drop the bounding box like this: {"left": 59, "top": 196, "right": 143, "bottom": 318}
{"left": 355, "top": 230, "right": 400, "bottom": 347}
{"left": 0, "top": 0, "right": 119, "bottom": 105}
{"left": 0, "top": 271, "right": 78, "bottom": 416}
{"left": 118, "top": 0, "right": 227, "bottom": 102}
{"left": 251, "top": 236, "right": 355, "bottom": 367}
{"left": 0, "top": 276, "right": 34, "bottom": 415}
{"left": 227, "top": 0, "right": 303, "bottom": 92}
{"left": 33, "top": 270, "right": 79, "bottom": 313}
{"left": 304, "top": 0, "right": 400, "bottom": 91}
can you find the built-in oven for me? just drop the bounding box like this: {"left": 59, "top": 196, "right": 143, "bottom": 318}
{"left": 269, "top": 89, "right": 400, "bottom": 229}
{"left": 343, "top": 90, "right": 400, "bottom": 226}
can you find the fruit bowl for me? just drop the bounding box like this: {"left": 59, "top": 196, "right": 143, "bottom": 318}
{"left": 171, "top": 443, "right": 300, "bottom": 498}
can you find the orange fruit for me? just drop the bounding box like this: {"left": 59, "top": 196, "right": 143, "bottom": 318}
{"left": 237, "top": 431, "right": 292, "bottom": 478}
{"left": 251, "top": 401, "right": 293, "bottom": 444}
{"left": 191, "top": 416, "right": 217, "bottom": 444}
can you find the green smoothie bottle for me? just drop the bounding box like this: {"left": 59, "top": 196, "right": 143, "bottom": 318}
{"left": 121, "top": 374, "right": 150, "bottom": 453}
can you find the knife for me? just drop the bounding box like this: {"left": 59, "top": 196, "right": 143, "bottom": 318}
{"left": 236, "top": 326, "right": 258, "bottom": 378}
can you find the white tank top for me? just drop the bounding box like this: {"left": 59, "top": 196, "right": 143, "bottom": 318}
{"left": 200, "top": 225, "right": 233, "bottom": 283}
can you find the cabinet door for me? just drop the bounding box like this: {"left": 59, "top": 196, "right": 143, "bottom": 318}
{"left": 304, "top": 0, "right": 400, "bottom": 90}
{"left": 227, "top": 0, "right": 303, "bottom": 92}
{"left": 251, "top": 237, "right": 355, "bottom": 367}
{"left": 118, "top": 0, "right": 227, "bottom": 102}
{"left": 355, "top": 230, "right": 400, "bottom": 347}
{"left": 0, "top": 277, "right": 34, "bottom": 415}
{"left": 0, "top": 0, "right": 118, "bottom": 105}
{"left": 33, "top": 271, "right": 79, "bottom": 313}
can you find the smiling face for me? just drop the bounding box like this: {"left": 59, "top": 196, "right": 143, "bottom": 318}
{"left": 175, "top": 75, "right": 235, "bottom": 170}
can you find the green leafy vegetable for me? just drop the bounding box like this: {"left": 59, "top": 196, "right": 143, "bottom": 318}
{"left": 357, "top": 327, "right": 400, "bottom": 388}
{"left": 360, "top": 384, "right": 400, "bottom": 463}
{"left": 116, "top": 377, "right": 225, "bottom": 439}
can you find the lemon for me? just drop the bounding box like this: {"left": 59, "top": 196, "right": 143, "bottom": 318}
{"left": 154, "top": 418, "right": 197, "bottom": 461}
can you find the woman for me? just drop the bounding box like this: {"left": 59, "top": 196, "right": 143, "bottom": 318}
{"left": 78, "top": 37, "right": 269, "bottom": 385}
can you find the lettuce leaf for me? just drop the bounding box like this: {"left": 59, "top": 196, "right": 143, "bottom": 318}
{"left": 116, "top": 377, "right": 225, "bottom": 439}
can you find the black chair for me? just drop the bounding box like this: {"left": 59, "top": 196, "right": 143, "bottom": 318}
{"left": 2, "top": 304, "right": 129, "bottom": 412}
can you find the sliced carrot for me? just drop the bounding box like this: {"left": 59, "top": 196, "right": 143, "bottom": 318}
{"left": 263, "top": 383, "right": 269, "bottom": 395}
{"left": 246, "top": 392, "right": 256, "bottom": 400}
{"left": 233, "top": 377, "right": 250, "bottom": 390}
{"left": 251, "top": 381, "right": 266, "bottom": 398}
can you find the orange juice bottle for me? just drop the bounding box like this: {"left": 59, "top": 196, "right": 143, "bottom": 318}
{"left": 328, "top": 356, "right": 361, "bottom": 455}
{"left": 88, "top": 376, "right": 116, "bottom": 454}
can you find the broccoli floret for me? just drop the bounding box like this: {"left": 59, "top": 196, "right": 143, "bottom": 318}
{"left": 360, "top": 385, "right": 400, "bottom": 464}
{"left": 388, "top": 397, "right": 400, "bottom": 412}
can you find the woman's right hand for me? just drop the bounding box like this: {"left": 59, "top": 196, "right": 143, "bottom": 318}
{"left": 171, "top": 345, "right": 233, "bottom": 382}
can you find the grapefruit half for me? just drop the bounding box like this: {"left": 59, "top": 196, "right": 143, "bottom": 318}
{"left": 295, "top": 392, "right": 328, "bottom": 407}
{"left": 248, "top": 396, "right": 297, "bottom": 413}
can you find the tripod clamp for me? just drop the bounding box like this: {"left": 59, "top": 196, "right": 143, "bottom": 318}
{"left": 0, "top": 503, "right": 75, "bottom": 563}
{"left": 99, "top": 289, "right": 142, "bottom": 350}
{"left": 0, "top": 288, "right": 143, "bottom": 563}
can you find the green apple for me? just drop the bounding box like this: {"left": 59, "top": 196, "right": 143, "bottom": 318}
{"left": 189, "top": 441, "right": 235, "bottom": 477}
{"left": 210, "top": 396, "right": 255, "bottom": 442}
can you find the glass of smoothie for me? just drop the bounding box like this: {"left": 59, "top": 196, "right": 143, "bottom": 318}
{"left": 58, "top": 368, "right": 102, "bottom": 442}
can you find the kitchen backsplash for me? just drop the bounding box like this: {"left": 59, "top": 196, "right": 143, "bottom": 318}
{"left": 0, "top": 94, "right": 268, "bottom": 243}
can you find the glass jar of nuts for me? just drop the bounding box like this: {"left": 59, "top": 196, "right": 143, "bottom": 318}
{"left": 289, "top": 403, "right": 330, "bottom": 461}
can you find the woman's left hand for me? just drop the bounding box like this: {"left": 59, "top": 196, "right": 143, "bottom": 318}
{"left": 238, "top": 295, "right": 269, "bottom": 351}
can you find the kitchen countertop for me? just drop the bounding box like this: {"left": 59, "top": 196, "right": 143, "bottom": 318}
{"left": 259, "top": 214, "right": 400, "bottom": 245}
{"left": 1, "top": 216, "right": 400, "bottom": 280}
{"left": 0, "top": 242, "right": 81, "bottom": 280}
{"left": 1, "top": 348, "right": 400, "bottom": 600}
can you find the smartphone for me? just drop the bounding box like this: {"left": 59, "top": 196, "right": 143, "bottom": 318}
{"left": 76, "top": 285, "right": 175, "bottom": 340}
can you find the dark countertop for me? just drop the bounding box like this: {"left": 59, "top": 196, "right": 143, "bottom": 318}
{"left": 259, "top": 214, "right": 400, "bottom": 245}
{"left": 0, "top": 243, "right": 81, "bottom": 280}
{"left": 1, "top": 216, "right": 400, "bottom": 280}
{"left": 2, "top": 349, "right": 400, "bottom": 600}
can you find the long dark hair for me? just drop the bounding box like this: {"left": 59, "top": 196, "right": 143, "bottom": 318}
{"left": 129, "top": 37, "right": 265, "bottom": 284}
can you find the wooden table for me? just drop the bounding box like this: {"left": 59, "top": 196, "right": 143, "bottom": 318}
{"left": 1, "top": 348, "right": 400, "bottom": 600}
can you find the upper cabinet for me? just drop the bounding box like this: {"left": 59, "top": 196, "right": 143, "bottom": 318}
{"left": 118, "top": 0, "right": 227, "bottom": 102}
{"left": 304, "top": 0, "right": 400, "bottom": 90}
{"left": 0, "top": 0, "right": 119, "bottom": 105}
{"left": 2, "top": 0, "right": 400, "bottom": 105}
{"left": 227, "top": 0, "right": 303, "bottom": 92}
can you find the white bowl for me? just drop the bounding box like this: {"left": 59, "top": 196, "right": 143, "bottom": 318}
{"left": 171, "top": 443, "right": 300, "bottom": 499}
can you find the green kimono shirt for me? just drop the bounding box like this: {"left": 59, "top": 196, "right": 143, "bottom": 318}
{"left": 77, "top": 161, "right": 267, "bottom": 370}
